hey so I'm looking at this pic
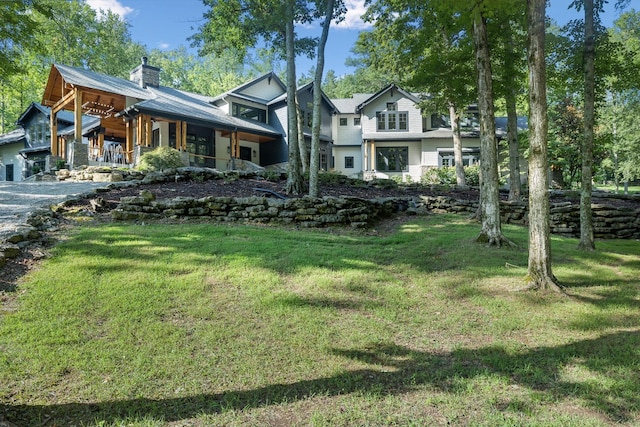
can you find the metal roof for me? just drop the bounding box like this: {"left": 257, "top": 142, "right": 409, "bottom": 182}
{"left": 0, "top": 128, "right": 25, "bottom": 146}
{"left": 54, "top": 64, "right": 151, "bottom": 100}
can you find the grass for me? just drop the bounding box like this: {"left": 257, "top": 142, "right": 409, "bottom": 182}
{"left": 594, "top": 184, "right": 640, "bottom": 194}
{"left": 0, "top": 214, "right": 638, "bottom": 426}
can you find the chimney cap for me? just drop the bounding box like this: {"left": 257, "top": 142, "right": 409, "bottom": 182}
{"left": 142, "top": 56, "right": 148, "bottom": 65}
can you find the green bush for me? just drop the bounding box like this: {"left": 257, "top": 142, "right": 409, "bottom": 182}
{"left": 420, "top": 166, "right": 482, "bottom": 186}
{"left": 465, "top": 165, "right": 480, "bottom": 186}
{"left": 138, "top": 147, "right": 185, "bottom": 172}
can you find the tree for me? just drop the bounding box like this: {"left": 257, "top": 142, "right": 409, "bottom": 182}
{"left": 472, "top": 5, "right": 510, "bottom": 246}
{"left": 0, "top": 0, "right": 145, "bottom": 132}
{"left": 525, "top": 0, "right": 563, "bottom": 292}
{"left": 578, "top": 0, "right": 597, "bottom": 250}
{"left": 192, "top": 0, "right": 318, "bottom": 194}
{"left": 309, "top": 0, "right": 342, "bottom": 197}
{"left": 491, "top": 13, "right": 527, "bottom": 201}
{"left": 358, "top": 0, "right": 476, "bottom": 187}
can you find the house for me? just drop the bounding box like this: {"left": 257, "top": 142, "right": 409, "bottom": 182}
{"left": 0, "top": 103, "right": 98, "bottom": 181}
{"left": 4, "top": 60, "right": 522, "bottom": 184}
{"left": 330, "top": 84, "right": 485, "bottom": 182}
{"left": 38, "top": 59, "right": 336, "bottom": 172}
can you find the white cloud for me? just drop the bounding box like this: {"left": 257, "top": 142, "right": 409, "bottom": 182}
{"left": 333, "top": 0, "right": 372, "bottom": 30}
{"left": 85, "top": 0, "right": 134, "bottom": 19}
{"left": 158, "top": 42, "right": 170, "bottom": 50}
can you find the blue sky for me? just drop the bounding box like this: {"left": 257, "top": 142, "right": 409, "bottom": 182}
{"left": 86, "top": 0, "right": 626, "bottom": 78}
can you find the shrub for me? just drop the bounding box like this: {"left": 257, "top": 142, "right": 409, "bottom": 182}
{"left": 138, "top": 147, "right": 185, "bottom": 172}
{"left": 465, "top": 165, "right": 480, "bottom": 186}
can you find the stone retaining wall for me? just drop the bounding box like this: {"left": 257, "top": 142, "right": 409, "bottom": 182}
{"left": 415, "top": 196, "right": 640, "bottom": 239}
{"left": 112, "top": 189, "right": 640, "bottom": 239}
{"left": 112, "top": 190, "right": 398, "bottom": 228}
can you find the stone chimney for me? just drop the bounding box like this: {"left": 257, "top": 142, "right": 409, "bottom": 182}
{"left": 129, "top": 57, "right": 160, "bottom": 88}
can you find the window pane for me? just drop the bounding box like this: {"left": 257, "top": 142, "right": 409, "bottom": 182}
{"left": 388, "top": 113, "right": 396, "bottom": 130}
{"left": 386, "top": 102, "right": 397, "bottom": 111}
{"left": 399, "top": 112, "right": 408, "bottom": 130}
{"left": 354, "top": 117, "right": 361, "bottom": 126}
{"left": 377, "top": 112, "right": 385, "bottom": 131}
{"left": 340, "top": 117, "right": 348, "bottom": 126}
{"left": 345, "top": 156, "right": 354, "bottom": 168}
{"left": 376, "top": 147, "right": 408, "bottom": 171}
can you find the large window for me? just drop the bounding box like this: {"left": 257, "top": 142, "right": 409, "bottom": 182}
{"left": 376, "top": 147, "right": 408, "bottom": 172}
{"left": 232, "top": 103, "right": 266, "bottom": 123}
{"left": 376, "top": 103, "right": 408, "bottom": 131}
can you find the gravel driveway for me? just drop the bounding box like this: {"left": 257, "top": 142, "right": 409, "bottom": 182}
{"left": 0, "top": 181, "right": 108, "bottom": 240}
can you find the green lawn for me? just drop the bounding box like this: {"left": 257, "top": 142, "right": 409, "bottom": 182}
{"left": 1, "top": 214, "right": 638, "bottom": 426}
{"left": 594, "top": 184, "right": 640, "bottom": 194}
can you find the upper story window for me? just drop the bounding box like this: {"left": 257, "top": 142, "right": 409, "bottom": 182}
{"left": 339, "top": 117, "right": 348, "bottom": 126}
{"left": 354, "top": 117, "right": 361, "bottom": 126}
{"left": 232, "top": 103, "right": 266, "bottom": 123}
{"left": 377, "top": 109, "right": 408, "bottom": 131}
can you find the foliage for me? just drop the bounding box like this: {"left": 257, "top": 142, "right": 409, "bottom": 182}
{"left": 1, "top": 218, "right": 639, "bottom": 425}
{"left": 420, "top": 166, "right": 482, "bottom": 187}
{"left": 0, "top": 0, "right": 146, "bottom": 133}
{"left": 137, "top": 147, "right": 186, "bottom": 172}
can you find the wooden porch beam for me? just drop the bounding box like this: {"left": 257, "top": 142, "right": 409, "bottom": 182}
{"left": 51, "top": 88, "right": 76, "bottom": 115}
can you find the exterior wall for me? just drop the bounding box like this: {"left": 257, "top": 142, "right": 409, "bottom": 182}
{"left": 0, "top": 143, "right": 25, "bottom": 181}
{"left": 237, "top": 77, "right": 285, "bottom": 101}
{"left": 333, "top": 113, "right": 362, "bottom": 146}
{"left": 360, "top": 91, "right": 422, "bottom": 136}
{"left": 332, "top": 145, "right": 363, "bottom": 177}
{"left": 420, "top": 138, "right": 481, "bottom": 168}
{"left": 297, "top": 89, "right": 333, "bottom": 139}
{"left": 215, "top": 131, "right": 231, "bottom": 171}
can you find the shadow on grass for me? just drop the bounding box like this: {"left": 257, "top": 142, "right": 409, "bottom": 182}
{"left": 4, "top": 331, "right": 639, "bottom": 425}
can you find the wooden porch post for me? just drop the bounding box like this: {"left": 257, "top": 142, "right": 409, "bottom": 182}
{"left": 125, "top": 120, "right": 134, "bottom": 163}
{"left": 50, "top": 111, "right": 58, "bottom": 156}
{"left": 181, "top": 121, "right": 187, "bottom": 151}
{"left": 74, "top": 89, "right": 82, "bottom": 142}
{"left": 144, "top": 115, "right": 152, "bottom": 147}
{"left": 231, "top": 131, "right": 238, "bottom": 158}
{"left": 370, "top": 140, "right": 376, "bottom": 171}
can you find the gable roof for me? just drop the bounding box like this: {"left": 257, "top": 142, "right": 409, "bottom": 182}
{"left": 356, "top": 84, "right": 421, "bottom": 112}
{"left": 331, "top": 94, "right": 370, "bottom": 114}
{"left": 43, "top": 64, "right": 281, "bottom": 139}
{"left": 44, "top": 64, "right": 151, "bottom": 102}
{"left": 17, "top": 102, "right": 81, "bottom": 127}
{"left": 211, "top": 72, "right": 287, "bottom": 104}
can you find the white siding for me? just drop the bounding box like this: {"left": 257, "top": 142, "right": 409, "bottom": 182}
{"left": 332, "top": 145, "right": 363, "bottom": 177}
{"left": 0, "top": 144, "right": 25, "bottom": 181}
{"left": 360, "top": 90, "right": 422, "bottom": 136}
{"left": 333, "top": 113, "right": 362, "bottom": 146}
{"left": 238, "top": 78, "right": 285, "bottom": 101}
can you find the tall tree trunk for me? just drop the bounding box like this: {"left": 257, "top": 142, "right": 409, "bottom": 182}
{"left": 473, "top": 12, "right": 508, "bottom": 246}
{"left": 296, "top": 92, "right": 308, "bottom": 174}
{"left": 284, "top": 6, "right": 304, "bottom": 195}
{"left": 506, "top": 86, "right": 522, "bottom": 201}
{"left": 579, "top": 0, "right": 596, "bottom": 250}
{"left": 526, "top": 0, "right": 563, "bottom": 292}
{"left": 449, "top": 104, "right": 466, "bottom": 187}
{"left": 309, "top": 0, "right": 334, "bottom": 197}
